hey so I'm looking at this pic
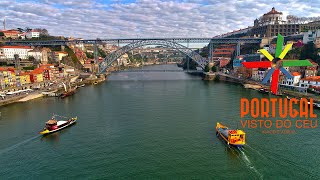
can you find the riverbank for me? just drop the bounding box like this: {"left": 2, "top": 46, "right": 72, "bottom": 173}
{"left": 18, "top": 93, "right": 44, "bottom": 102}
{"left": 214, "top": 73, "right": 320, "bottom": 101}
{"left": 0, "top": 75, "right": 107, "bottom": 107}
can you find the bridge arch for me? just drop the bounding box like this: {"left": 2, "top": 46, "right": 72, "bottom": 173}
{"left": 99, "top": 39, "right": 208, "bottom": 72}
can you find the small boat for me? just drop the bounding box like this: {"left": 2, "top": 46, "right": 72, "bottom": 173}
{"left": 216, "top": 122, "right": 245, "bottom": 148}
{"left": 243, "top": 84, "right": 262, "bottom": 90}
{"left": 40, "top": 114, "right": 77, "bottom": 135}
{"left": 313, "top": 102, "right": 320, "bottom": 109}
{"left": 258, "top": 88, "right": 269, "bottom": 94}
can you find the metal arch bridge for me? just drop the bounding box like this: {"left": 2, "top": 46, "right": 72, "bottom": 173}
{"left": 98, "top": 39, "right": 208, "bottom": 73}
{"left": 4, "top": 37, "right": 262, "bottom": 73}
{"left": 5, "top": 37, "right": 262, "bottom": 46}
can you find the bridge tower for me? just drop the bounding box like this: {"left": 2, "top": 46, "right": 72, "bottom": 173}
{"left": 94, "top": 41, "right": 99, "bottom": 74}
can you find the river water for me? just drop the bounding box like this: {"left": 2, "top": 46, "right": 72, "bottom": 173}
{"left": 0, "top": 64, "right": 319, "bottom": 179}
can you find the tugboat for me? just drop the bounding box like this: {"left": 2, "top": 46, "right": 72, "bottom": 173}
{"left": 40, "top": 114, "right": 77, "bottom": 135}
{"left": 216, "top": 122, "right": 245, "bottom": 148}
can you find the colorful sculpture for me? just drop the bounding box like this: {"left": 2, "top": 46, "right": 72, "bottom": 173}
{"left": 242, "top": 34, "right": 312, "bottom": 95}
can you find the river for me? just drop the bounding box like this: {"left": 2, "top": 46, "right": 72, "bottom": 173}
{"left": 0, "top": 64, "right": 319, "bottom": 179}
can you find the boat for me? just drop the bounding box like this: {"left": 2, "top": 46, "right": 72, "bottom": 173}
{"left": 243, "top": 84, "right": 262, "bottom": 90}
{"left": 258, "top": 88, "right": 269, "bottom": 94}
{"left": 40, "top": 114, "right": 77, "bottom": 135}
{"left": 216, "top": 122, "right": 245, "bottom": 148}
{"left": 61, "top": 82, "right": 77, "bottom": 99}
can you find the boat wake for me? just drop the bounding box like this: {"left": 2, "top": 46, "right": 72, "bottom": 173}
{"left": 0, "top": 135, "right": 40, "bottom": 155}
{"left": 247, "top": 144, "right": 319, "bottom": 179}
{"left": 237, "top": 147, "right": 264, "bottom": 180}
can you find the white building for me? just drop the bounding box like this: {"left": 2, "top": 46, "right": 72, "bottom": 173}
{"left": 282, "top": 72, "right": 301, "bottom": 86}
{"left": 253, "top": 7, "right": 286, "bottom": 27}
{"left": 303, "top": 29, "right": 320, "bottom": 48}
{"left": 27, "top": 48, "right": 49, "bottom": 64}
{"left": 117, "top": 53, "right": 129, "bottom": 66}
{"left": 27, "top": 50, "right": 42, "bottom": 61}
{"left": 0, "top": 46, "right": 33, "bottom": 60}
{"left": 252, "top": 69, "right": 266, "bottom": 81}
{"left": 299, "top": 76, "right": 320, "bottom": 88}
{"left": 26, "top": 30, "right": 40, "bottom": 39}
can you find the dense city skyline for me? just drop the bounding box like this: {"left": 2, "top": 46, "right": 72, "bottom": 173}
{"left": 0, "top": 0, "right": 319, "bottom": 38}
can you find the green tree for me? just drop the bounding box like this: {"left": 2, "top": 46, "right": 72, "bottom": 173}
{"left": 211, "top": 66, "right": 217, "bottom": 72}
{"left": 200, "top": 45, "right": 209, "bottom": 57}
{"left": 98, "top": 48, "right": 106, "bottom": 58}
{"left": 300, "top": 42, "right": 320, "bottom": 63}
{"left": 17, "top": 28, "right": 24, "bottom": 32}
{"left": 86, "top": 52, "right": 94, "bottom": 59}
{"left": 28, "top": 56, "right": 39, "bottom": 65}
{"left": 25, "top": 27, "right": 32, "bottom": 32}
{"left": 0, "top": 32, "right": 4, "bottom": 37}
{"left": 204, "top": 64, "right": 210, "bottom": 72}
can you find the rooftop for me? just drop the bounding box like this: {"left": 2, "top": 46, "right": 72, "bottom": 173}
{"left": 291, "top": 72, "right": 301, "bottom": 76}
{"left": 264, "top": 7, "right": 282, "bottom": 16}
{"left": 301, "top": 76, "right": 320, "bottom": 82}
{"left": 0, "top": 46, "right": 32, "bottom": 49}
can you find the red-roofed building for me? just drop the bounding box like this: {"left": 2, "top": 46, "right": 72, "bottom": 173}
{"left": 0, "top": 67, "right": 16, "bottom": 88}
{"left": 299, "top": 76, "right": 320, "bottom": 88}
{"left": 212, "top": 44, "right": 236, "bottom": 61}
{"left": 30, "top": 68, "right": 44, "bottom": 83}
{"left": 0, "top": 46, "right": 33, "bottom": 60}
{"left": 19, "top": 72, "right": 31, "bottom": 85}
{"left": 305, "top": 60, "right": 318, "bottom": 78}
{"left": 251, "top": 7, "right": 301, "bottom": 37}
{"left": 0, "top": 29, "right": 19, "bottom": 39}
{"left": 219, "top": 59, "right": 231, "bottom": 68}
{"left": 39, "top": 65, "right": 54, "bottom": 80}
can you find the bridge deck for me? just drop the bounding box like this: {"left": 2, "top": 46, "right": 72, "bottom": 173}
{"left": 112, "top": 69, "right": 203, "bottom": 73}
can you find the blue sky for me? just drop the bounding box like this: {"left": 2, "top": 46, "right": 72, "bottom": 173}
{"left": 0, "top": 0, "right": 319, "bottom": 38}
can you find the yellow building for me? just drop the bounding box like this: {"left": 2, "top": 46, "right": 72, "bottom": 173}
{"left": 19, "top": 72, "right": 31, "bottom": 85}
{"left": 36, "top": 73, "right": 44, "bottom": 82}
{"left": 25, "top": 74, "right": 31, "bottom": 84}
{"left": 55, "top": 51, "right": 68, "bottom": 61}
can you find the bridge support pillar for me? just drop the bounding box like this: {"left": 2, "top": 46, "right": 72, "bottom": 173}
{"left": 236, "top": 42, "right": 240, "bottom": 58}
{"left": 208, "top": 40, "right": 213, "bottom": 63}
{"left": 94, "top": 41, "right": 99, "bottom": 74}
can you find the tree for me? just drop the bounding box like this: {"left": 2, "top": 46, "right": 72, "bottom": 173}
{"left": 300, "top": 42, "right": 320, "bottom": 63}
{"left": 98, "top": 48, "right": 106, "bottom": 58}
{"left": 25, "top": 27, "right": 32, "bottom": 32}
{"left": 0, "top": 32, "right": 4, "bottom": 37}
{"left": 211, "top": 66, "right": 217, "bottom": 72}
{"left": 28, "top": 56, "right": 39, "bottom": 65}
{"left": 39, "top": 28, "right": 49, "bottom": 36}
{"left": 17, "top": 28, "right": 24, "bottom": 33}
{"left": 85, "top": 52, "right": 94, "bottom": 59}
{"left": 204, "top": 64, "right": 210, "bottom": 72}
{"left": 200, "top": 45, "right": 209, "bottom": 57}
